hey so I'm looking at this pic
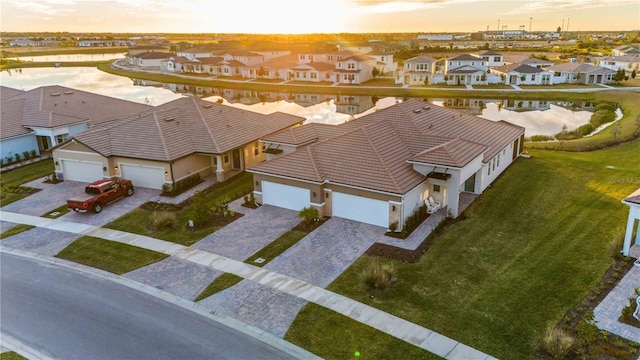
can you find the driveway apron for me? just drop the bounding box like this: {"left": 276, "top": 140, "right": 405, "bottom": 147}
{"left": 124, "top": 257, "right": 223, "bottom": 301}
{"left": 192, "top": 205, "right": 300, "bottom": 261}
{"left": 199, "top": 217, "right": 387, "bottom": 338}
{"left": 1, "top": 227, "right": 80, "bottom": 257}
{"left": 2, "top": 181, "right": 87, "bottom": 216}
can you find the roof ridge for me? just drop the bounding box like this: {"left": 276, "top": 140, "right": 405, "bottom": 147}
{"left": 361, "top": 122, "right": 403, "bottom": 192}
{"left": 152, "top": 110, "right": 172, "bottom": 160}
{"left": 192, "top": 97, "right": 220, "bottom": 153}
{"left": 305, "top": 146, "right": 323, "bottom": 182}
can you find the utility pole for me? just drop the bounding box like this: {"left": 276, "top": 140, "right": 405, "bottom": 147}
{"left": 567, "top": 17, "right": 570, "bottom": 32}
{"left": 562, "top": 19, "right": 565, "bottom": 33}
{"left": 529, "top": 17, "right": 532, "bottom": 32}
{"left": 497, "top": 19, "right": 500, "bottom": 31}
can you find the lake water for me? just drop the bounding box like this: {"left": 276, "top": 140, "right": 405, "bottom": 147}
{"left": 7, "top": 53, "right": 126, "bottom": 62}
{"left": 1, "top": 66, "right": 595, "bottom": 136}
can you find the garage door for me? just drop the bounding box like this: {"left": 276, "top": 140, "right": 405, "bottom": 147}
{"left": 61, "top": 159, "right": 103, "bottom": 183}
{"left": 262, "top": 181, "right": 310, "bottom": 211}
{"left": 120, "top": 164, "right": 165, "bottom": 189}
{"left": 333, "top": 192, "right": 389, "bottom": 228}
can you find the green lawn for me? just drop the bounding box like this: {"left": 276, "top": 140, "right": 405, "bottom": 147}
{"left": 105, "top": 172, "right": 253, "bottom": 246}
{"left": 0, "top": 352, "right": 27, "bottom": 360}
{"left": 56, "top": 236, "right": 168, "bottom": 274}
{"left": 286, "top": 139, "right": 640, "bottom": 359}
{"left": 0, "top": 160, "right": 54, "bottom": 206}
{"left": 194, "top": 273, "right": 244, "bottom": 302}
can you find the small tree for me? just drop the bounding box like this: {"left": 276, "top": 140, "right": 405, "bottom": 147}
{"left": 298, "top": 207, "right": 319, "bottom": 227}
{"left": 632, "top": 68, "right": 637, "bottom": 79}
{"left": 371, "top": 67, "right": 380, "bottom": 79}
{"left": 189, "top": 191, "right": 210, "bottom": 227}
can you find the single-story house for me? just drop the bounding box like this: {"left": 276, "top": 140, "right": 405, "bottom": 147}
{"left": 52, "top": 97, "right": 305, "bottom": 189}
{"left": 1, "top": 85, "right": 149, "bottom": 162}
{"left": 597, "top": 55, "right": 640, "bottom": 72}
{"left": 491, "top": 63, "right": 553, "bottom": 85}
{"left": 127, "top": 52, "right": 174, "bottom": 67}
{"left": 622, "top": 188, "right": 640, "bottom": 257}
{"left": 546, "top": 62, "right": 616, "bottom": 84}
{"left": 248, "top": 99, "right": 525, "bottom": 229}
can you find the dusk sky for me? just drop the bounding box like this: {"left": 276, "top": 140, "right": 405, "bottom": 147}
{"left": 1, "top": 0, "right": 639, "bottom": 34}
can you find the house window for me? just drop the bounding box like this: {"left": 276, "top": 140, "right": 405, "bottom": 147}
{"left": 494, "top": 56, "right": 500, "bottom": 62}
{"left": 311, "top": 72, "right": 317, "bottom": 79}
{"left": 433, "top": 185, "right": 441, "bottom": 193}
{"left": 488, "top": 160, "right": 492, "bottom": 175}
{"left": 254, "top": 141, "right": 259, "bottom": 156}
{"left": 55, "top": 134, "right": 67, "bottom": 144}
{"left": 497, "top": 154, "right": 500, "bottom": 167}
{"left": 347, "top": 63, "right": 355, "bottom": 69}
{"left": 224, "top": 154, "right": 229, "bottom": 164}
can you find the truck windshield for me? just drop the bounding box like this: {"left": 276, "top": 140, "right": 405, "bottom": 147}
{"left": 85, "top": 187, "right": 101, "bottom": 195}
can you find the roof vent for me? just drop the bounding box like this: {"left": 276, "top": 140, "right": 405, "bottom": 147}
{"left": 164, "top": 117, "right": 175, "bottom": 122}
{"left": 50, "top": 92, "right": 61, "bottom": 96}
{"left": 423, "top": 105, "right": 430, "bottom": 110}
{"left": 203, "top": 104, "right": 212, "bottom": 108}
{"left": 413, "top": 109, "right": 422, "bottom": 113}
{"left": 64, "top": 91, "right": 74, "bottom": 95}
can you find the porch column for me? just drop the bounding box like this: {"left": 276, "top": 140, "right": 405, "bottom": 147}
{"left": 215, "top": 155, "right": 224, "bottom": 182}
{"left": 622, "top": 211, "right": 636, "bottom": 257}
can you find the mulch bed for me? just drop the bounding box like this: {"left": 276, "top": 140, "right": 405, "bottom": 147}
{"left": 366, "top": 216, "right": 460, "bottom": 263}
{"left": 3, "top": 185, "right": 40, "bottom": 195}
{"left": 185, "top": 212, "right": 244, "bottom": 231}
{"left": 292, "top": 218, "right": 328, "bottom": 233}
{"left": 140, "top": 201, "right": 184, "bottom": 212}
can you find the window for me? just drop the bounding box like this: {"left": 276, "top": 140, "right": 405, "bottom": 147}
{"left": 347, "top": 63, "right": 355, "bottom": 69}
{"left": 55, "top": 134, "right": 67, "bottom": 144}
{"left": 254, "top": 141, "right": 259, "bottom": 156}
{"left": 310, "top": 72, "right": 317, "bottom": 79}
{"left": 497, "top": 154, "right": 500, "bottom": 167}
{"left": 433, "top": 185, "right": 441, "bottom": 193}
{"left": 494, "top": 56, "right": 501, "bottom": 62}
{"left": 488, "top": 160, "right": 492, "bottom": 175}
{"left": 224, "top": 154, "right": 229, "bottom": 163}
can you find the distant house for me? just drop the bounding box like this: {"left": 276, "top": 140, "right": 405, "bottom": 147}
{"left": 127, "top": 45, "right": 170, "bottom": 56}
{"left": 127, "top": 52, "right": 173, "bottom": 67}
{"left": 334, "top": 54, "right": 377, "bottom": 84}
{"left": 176, "top": 48, "right": 213, "bottom": 60}
{"left": 161, "top": 56, "right": 190, "bottom": 72}
{"left": 546, "top": 62, "right": 616, "bottom": 84}
{"left": 241, "top": 54, "right": 299, "bottom": 80}
{"left": 612, "top": 45, "right": 640, "bottom": 56}
{"left": 597, "top": 55, "right": 640, "bottom": 72}
{"left": 520, "top": 57, "right": 555, "bottom": 69}
{"left": 52, "top": 97, "right": 304, "bottom": 188}
{"left": 249, "top": 99, "right": 525, "bottom": 228}
{"left": 0, "top": 86, "right": 149, "bottom": 161}
{"left": 476, "top": 50, "right": 504, "bottom": 68}
{"left": 491, "top": 63, "right": 553, "bottom": 85}
{"left": 397, "top": 55, "right": 442, "bottom": 85}
{"left": 367, "top": 51, "right": 398, "bottom": 75}
{"left": 445, "top": 54, "right": 488, "bottom": 85}
{"left": 290, "top": 62, "right": 336, "bottom": 83}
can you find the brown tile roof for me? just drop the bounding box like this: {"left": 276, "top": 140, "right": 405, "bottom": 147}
{"left": 624, "top": 188, "right": 640, "bottom": 205}
{"left": 249, "top": 99, "right": 524, "bottom": 194}
{"left": 0, "top": 86, "right": 24, "bottom": 100}
{"left": 1, "top": 85, "right": 149, "bottom": 140}
{"left": 493, "top": 63, "right": 545, "bottom": 74}
{"left": 546, "top": 62, "right": 616, "bottom": 73}
{"left": 73, "top": 97, "right": 305, "bottom": 161}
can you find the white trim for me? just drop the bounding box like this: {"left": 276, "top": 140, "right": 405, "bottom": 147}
{"left": 247, "top": 170, "right": 323, "bottom": 186}
{"left": 55, "top": 149, "right": 98, "bottom": 155}
{"left": 406, "top": 160, "right": 464, "bottom": 170}
{"left": 310, "top": 202, "right": 325, "bottom": 207}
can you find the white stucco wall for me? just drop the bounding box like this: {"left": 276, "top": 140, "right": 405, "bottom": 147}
{"left": 480, "top": 143, "right": 516, "bottom": 192}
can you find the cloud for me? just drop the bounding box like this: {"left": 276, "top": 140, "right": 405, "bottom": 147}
{"left": 349, "top": 0, "right": 479, "bottom": 14}
{"left": 505, "top": 0, "right": 640, "bottom": 14}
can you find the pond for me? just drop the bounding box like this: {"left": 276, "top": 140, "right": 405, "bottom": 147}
{"left": 1, "top": 66, "right": 597, "bottom": 136}
{"left": 6, "top": 53, "right": 126, "bottom": 62}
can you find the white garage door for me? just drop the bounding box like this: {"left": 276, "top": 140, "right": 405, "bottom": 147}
{"left": 61, "top": 159, "right": 103, "bottom": 183}
{"left": 333, "top": 192, "right": 389, "bottom": 228}
{"left": 120, "top": 164, "right": 165, "bottom": 189}
{"left": 262, "top": 181, "right": 310, "bottom": 211}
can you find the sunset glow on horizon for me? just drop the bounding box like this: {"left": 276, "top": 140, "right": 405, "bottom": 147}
{"left": 1, "top": 0, "right": 638, "bottom": 34}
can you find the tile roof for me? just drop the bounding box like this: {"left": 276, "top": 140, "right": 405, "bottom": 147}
{"left": 73, "top": 97, "right": 305, "bottom": 161}
{"left": 493, "top": 63, "right": 545, "bottom": 74}
{"left": 405, "top": 55, "right": 437, "bottom": 63}
{"left": 449, "top": 54, "right": 481, "bottom": 61}
{"left": 135, "top": 52, "right": 173, "bottom": 59}
{"left": 1, "top": 98, "right": 32, "bottom": 139}
{"left": 546, "top": 62, "right": 615, "bottom": 73}
{"left": 249, "top": 99, "right": 524, "bottom": 194}
{"left": 0, "top": 85, "right": 149, "bottom": 140}
{"left": 0, "top": 86, "right": 25, "bottom": 100}
{"left": 447, "top": 65, "right": 485, "bottom": 74}
{"left": 624, "top": 188, "right": 640, "bottom": 205}
{"left": 521, "top": 57, "right": 554, "bottom": 66}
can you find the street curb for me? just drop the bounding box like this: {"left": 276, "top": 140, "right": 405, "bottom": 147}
{"left": 0, "top": 332, "right": 55, "bottom": 360}
{"left": 0, "top": 247, "right": 322, "bottom": 360}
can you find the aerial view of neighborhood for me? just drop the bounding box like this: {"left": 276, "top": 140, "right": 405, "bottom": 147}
{"left": 0, "top": 0, "right": 639, "bottom": 359}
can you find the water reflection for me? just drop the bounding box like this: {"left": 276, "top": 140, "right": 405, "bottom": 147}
{"left": 1, "top": 66, "right": 595, "bottom": 136}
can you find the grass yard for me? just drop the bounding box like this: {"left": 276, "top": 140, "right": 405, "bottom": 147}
{"left": 0, "top": 160, "right": 53, "bottom": 206}
{"left": 0, "top": 352, "right": 27, "bottom": 360}
{"left": 194, "top": 273, "right": 244, "bottom": 302}
{"left": 56, "top": 236, "right": 168, "bottom": 274}
{"left": 286, "top": 139, "right": 640, "bottom": 359}
{"left": 105, "top": 172, "right": 253, "bottom": 246}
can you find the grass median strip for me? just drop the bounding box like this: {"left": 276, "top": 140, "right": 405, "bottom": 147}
{"left": 0, "top": 206, "right": 71, "bottom": 239}
{"left": 56, "top": 236, "right": 168, "bottom": 275}
{"left": 0, "top": 160, "right": 53, "bottom": 207}
{"left": 194, "top": 229, "right": 309, "bottom": 301}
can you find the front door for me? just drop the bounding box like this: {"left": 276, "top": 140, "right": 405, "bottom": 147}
{"left": 232, "top": 149, "right": 241, "bottom": 170}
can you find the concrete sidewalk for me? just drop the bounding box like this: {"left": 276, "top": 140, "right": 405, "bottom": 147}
{"left": 0, "top": 210, "right": 497, "bottom": 359}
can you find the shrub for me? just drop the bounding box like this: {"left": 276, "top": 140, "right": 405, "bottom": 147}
{"left": 14, "top": 153, "right": 21, "bottom": 162}
{"left": 537, "top": 325, "right": 575, "bottom": 360}
{"left": 298, "top": 207, "right": 319, "bottom": 226}
{"left": 189, "top": 191, "right": 210, "bottom": 227}
{"left": 360, "top": 260, "right": 395, "bottom": 291}
{"left": 576, "top": 123, "right": 594, "bottom": 136}
{"left": 22, "top": 151, "right": 31, "bottom": 160}
{"left": 30, "top": 149, "right": 37, "bottom": 158}
{"left": 389, "top": 221, "right": 399, "bottom": 232}
{"left": 150, "top": 211, "right": 177, "bottom": 231}
{"left": 589, "top": 109, "right": 616, "bottom": 128}
{"left": 528, "top": 135, "right": 555, "bottom": 142}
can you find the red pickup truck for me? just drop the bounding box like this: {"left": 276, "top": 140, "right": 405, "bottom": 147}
{"left": 67, "top": 179, "right": 134, "bottom": 213}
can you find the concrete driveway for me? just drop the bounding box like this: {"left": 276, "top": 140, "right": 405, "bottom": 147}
{"left": 193, "top": 205, "right": 300, "bottom": 261}
{"left": 60, "top": 187, "right": 160, "bottom": 227}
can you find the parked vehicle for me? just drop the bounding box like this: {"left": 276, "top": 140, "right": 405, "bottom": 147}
{"left": 67, "top": 179, "right": 134, "bottom": 213}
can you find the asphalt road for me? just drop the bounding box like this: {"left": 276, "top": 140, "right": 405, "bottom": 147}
{"left": 0, "top": 252, "right": 301, "bottom": 360}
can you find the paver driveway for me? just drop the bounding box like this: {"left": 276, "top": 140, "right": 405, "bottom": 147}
{"left": 2, "top": 180, "right": 87, "bottom": 216}
{"left": 198, "top": 216, "right": 388, "bottom": 338}
{"left": 192, "top": 205, "right": 300, "bottom": 261}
